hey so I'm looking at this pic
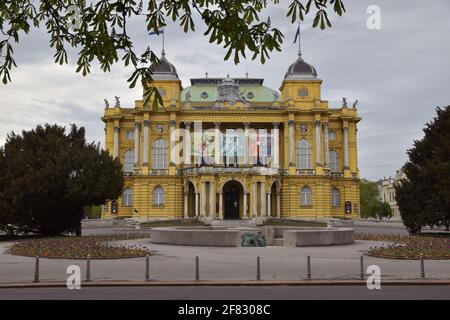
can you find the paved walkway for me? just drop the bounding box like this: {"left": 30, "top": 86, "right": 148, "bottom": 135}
{"left": 0, "top": 239, "right": 449, "bottom": 284}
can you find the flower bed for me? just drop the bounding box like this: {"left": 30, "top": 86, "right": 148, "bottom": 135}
{"left": 355, "top": 233, "right": 450, "bottom": 260}
{"left": 9, "top": 234, "right": 151, "bottom": 259}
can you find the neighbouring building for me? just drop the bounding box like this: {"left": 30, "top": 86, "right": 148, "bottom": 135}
{"left": 101, "top": 44, "right": 361, "bottom": 221}
{"left": 377, "top": 169, "right": 406, "bottom": 220}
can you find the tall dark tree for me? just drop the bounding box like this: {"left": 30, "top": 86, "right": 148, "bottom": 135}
{"left": 395, "top": 106, "right": 450, "bottom": 234}
{"left": 0, "top": 124, "right": 123, "bottom": 236}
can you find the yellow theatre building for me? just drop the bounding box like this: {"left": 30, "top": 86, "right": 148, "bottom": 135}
{"left": 101, "top": 47, "right": 361, "bottom": 221}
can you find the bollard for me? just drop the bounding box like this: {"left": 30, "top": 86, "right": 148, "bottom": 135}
{"left": 195, "top": 256, "right": 199, "bottom": 280}
{"left": 33, "top": 256, "right": 40, "bottom": 283}
{"left": 360, "top": 254, "right": 364, "bottom": 280}
{"left": 256, "top": 256, "right": 261, "bottom": 280}
{"left": 420, "top": 253, "right": 425, "bottom": 279}
{"left": 86, "top": 255, "right": 91, "bottom": 282}
{"left": 306, "top": 256, "right": 311, "bottom": 280}
{"left": 145, "top": 255, "right": 150, "bottom": 281}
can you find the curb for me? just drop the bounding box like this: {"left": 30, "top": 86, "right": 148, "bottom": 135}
{"left": 1, "top": 279, "right": 450, "bottom": 289}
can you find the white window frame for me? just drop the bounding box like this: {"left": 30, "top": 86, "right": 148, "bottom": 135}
{"left": 297, "top": 139, "right": 312, "bottom": 169}
{"left": 153, "top": 139, "right": 168, "bottom": 169}
{"left": 331, "top": 188, "right": 340, "bottom": 207}
{"left": 300, "top": 186, "right": 312, "bottom": 206}
{"left": 153, "top": 186, "right": 164, "bottom": 206}
{"left": 329, "top": 150, "right": 339, "bottom": 172}
{"left": 123, "top": 150, "right": 134, "bottom": 172}
{"left": 122, "top": 188, "right": 133, "bottom": 207}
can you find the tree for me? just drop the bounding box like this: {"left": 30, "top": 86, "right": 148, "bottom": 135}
{"left": 0, "top": 0, "right": 346, "bottom": 108}
{"left": 375, "top": 202, "right": 392, "bottom": 220}
{"left": 0, "top": 124, "right": 124, "bottom": 236}
{"left": 360, "top": 179, "right": 381, "bottom": 218}
{"left": 395, "top": 106, "right": 450, "bottom": 234}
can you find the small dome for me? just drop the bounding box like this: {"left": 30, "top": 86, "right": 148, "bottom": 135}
{"left": 284, "top": 55, "right": 318, "bottom": 80}
{"left": 150, "top": 53, "right": 179, "bottom": 80}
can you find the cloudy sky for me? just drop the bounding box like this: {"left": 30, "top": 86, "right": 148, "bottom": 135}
{"left": 1, "top": 0, "right": 449, "bottom": 180}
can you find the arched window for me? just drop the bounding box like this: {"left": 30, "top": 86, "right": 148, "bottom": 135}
{"left": 331, "top": 188, "right": 340, "bottom": 207}
{"left": 153, "top": 139, "right": 168, "bottom": 169}
{"left": 329, "top": 150, "right": 339, "bottom": 172}
{"left": 297, "top": 139, "right": 312, "bottom": 169}
{"left": 300, "top": 186, "right": 312, "bottom": 206}
{"left": 123, "top": 150, "right": 134, "bottom": 172}
{"left": 122, "top": 188, "right": 133, "bottom": 207}
{"left": 153, "top": 186, "right": 164, "bottom": 206}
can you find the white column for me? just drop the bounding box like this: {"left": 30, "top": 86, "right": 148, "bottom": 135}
{"left": 288, "top": 120, "right": 295, "bottom": 166}
{"left": 343, "top": 127, "right": 350, "bottom": 169}
{"left": 243, "top": 193, "right": 248, "bottom": 218}
{"left": 184, "top": 122, "right": 191, "bottom": 165}
{"left": 113, "top": 126, "right": 120, "bottom": 158}
{"left": 214, "top": 122, "right": 221, "bottom": 165}
{"left": 209, "top": 181, "right": 215, "bottom": 218}
{"left": 252, "top": 182, "right": 257, "bottom": 217}
{"left": 276, "top": 191, "right": 281, "bottom": 218}
{"left": 195, "top": 193, "right": 200, "bottom": 216}
{"left": 184, "top": 191, "right": 188, "bottom": 218}
{"left": 260, "top": 182, "right": 266, "bottom": 217}
{"left": 201, "top": 182, "right": 206, "bottom": 216}
{"left": 244, "top": 122, "right": 250, "bottom": 165}
{"left": 134, "top": 122, "right": 140, "bottom": 166}
{"left": 272, "top": 123, "right": 280, "bottom": 168}
{"left": 323, "top": 122, "right": 330, "bottom": 168}
{"left": 169, "top": 120, "right": 176, "bottom": 165}
{"left": 143, "top": 121, "right": 150, "bottom": 165}
{"left": 314, "top": 120, "right": 321, "bottom": 166}
{"left": 266, "top": 193, "right": 271, "bottom": 217}
{"left": 218, "top": 192, "right": 223, "bottom": 219}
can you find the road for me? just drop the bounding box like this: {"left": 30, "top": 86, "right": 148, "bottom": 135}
{"left": 1, "top": 285, "right": 449, "bottom": 300}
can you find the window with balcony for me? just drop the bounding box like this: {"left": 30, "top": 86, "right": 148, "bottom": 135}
{"left": 297, "top": 139, "right": 312, "bottom": 169}
{"left": 329, "top": 150, "right": 339, "bottom": 172}
{"left": 153, "top": 139, "right": 168, "bottom": 169}
{"left": 123, "top": 150, "right": 134, "bottom": 173}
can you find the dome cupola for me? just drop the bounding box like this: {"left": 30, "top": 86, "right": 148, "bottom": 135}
{"left": 150, "top": 52, "right": 179, "bottom": 80}
{"left": 284, "top": 53, "right": 318, "bottom": 80}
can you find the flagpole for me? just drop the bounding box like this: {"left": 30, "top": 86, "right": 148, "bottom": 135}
{"left": 298, "top": 21, "right": 302, "bottom": 58}
{"left": 162, "top": 30, "right": 165, "bottom": 56}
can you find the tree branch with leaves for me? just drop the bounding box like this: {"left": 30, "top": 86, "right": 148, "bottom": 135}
{"left": 0, "top": 0, "right": 346, "bottom": 109}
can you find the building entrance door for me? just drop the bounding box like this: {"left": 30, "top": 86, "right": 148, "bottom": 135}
{"left": 223, "top": 182, "right": 241, "bottom": 220}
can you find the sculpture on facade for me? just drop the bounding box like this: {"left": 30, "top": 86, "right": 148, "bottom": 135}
{"left": 185, "top": 91, "right": 191, "bottom": 101}
{"left": 216, "top": 76, "right": 246, "bottom": 105}
{"left": 342, "top": 97, "right": 348, "bottom": 108}
{"left": 353, "top": 99, "right": 359, "bottom": 109}
{"left": 114, "top": 96, "right": 120, "bottom": 107}
{"left": 104, "top": 99, "right": 109, "bottom": 109}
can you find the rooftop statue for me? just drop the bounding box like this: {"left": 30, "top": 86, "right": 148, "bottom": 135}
{"left": 216, "top": 76, "right": 246, "bottom": 105}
